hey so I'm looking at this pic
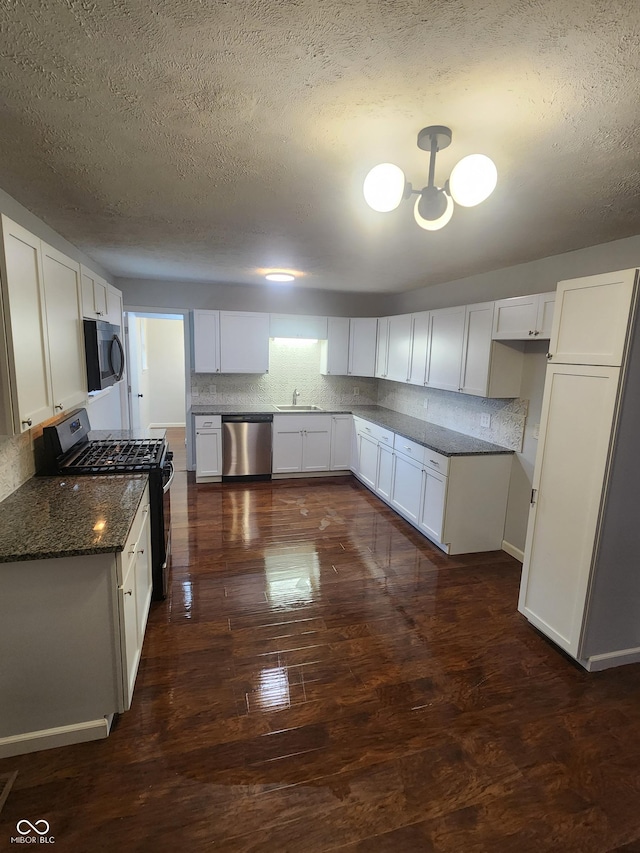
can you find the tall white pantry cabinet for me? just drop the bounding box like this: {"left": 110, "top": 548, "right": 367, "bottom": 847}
{"left": 518, "top": 268, "right": 640, "bottom": 671}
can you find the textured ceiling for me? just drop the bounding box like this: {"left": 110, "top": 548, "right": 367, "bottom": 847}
{"left": 0, "top": 0, "right": 639, "bottom": 293}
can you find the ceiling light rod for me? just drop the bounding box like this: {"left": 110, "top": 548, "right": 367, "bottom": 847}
{"left": 363, "top": 124, "right": 497, "bottom": 231}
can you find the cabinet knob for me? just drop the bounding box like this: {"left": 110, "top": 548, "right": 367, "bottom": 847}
{"left": 528, "top": 330, "right": 534, "bottom": 336}
{"left": 534, "top": 330, "right": 540, "bottom": 336}
{"left": 21, "top": 418, "right": 33, "bottom": 427}
{"left": 546, "top": 352, "right": 553, "bottom": 360}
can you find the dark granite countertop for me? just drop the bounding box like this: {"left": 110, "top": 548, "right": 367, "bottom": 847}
{"left": 0, "top": 474, "right": 148, "bottom": 563}
{"left": 350, "top": 406, "right": 513, "bottom": 457}
{"left": 190, "top": 404, "right": 512, "bottom": 457}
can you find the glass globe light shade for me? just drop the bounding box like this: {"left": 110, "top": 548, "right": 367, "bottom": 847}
{"left": 414, "top": 191, "right": 454, "bottom": 231}
{"left": 363, "top": 163, "right": 406, "bottom": 212}
{"left": 448, "top": 154, "right": 497, "bottom": 207}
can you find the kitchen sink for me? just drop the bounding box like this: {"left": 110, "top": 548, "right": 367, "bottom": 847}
{"left": 274, "top": 404, "right": 324, "bottom": 411}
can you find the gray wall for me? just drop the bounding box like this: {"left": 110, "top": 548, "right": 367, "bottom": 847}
{"left": 117, "top": 277, "right": 394, "bottom": 317}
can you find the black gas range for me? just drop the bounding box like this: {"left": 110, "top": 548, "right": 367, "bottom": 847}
{"left": 40, "top": 408, "right": 173, "bottom": 600}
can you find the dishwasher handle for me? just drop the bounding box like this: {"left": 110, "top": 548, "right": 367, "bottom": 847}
{"left": 221, "top": 414, "right": 273, "bottom": 423}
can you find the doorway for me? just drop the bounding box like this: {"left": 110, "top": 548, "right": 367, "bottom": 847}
{"left": 125, "top": 312, "right": 188, "bottom": 435}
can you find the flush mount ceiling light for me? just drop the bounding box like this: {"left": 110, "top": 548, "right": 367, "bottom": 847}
{"left": 265, "top": 272, "right": 295, "bottom": 282}
{"left": 363, "top": 126, "right": 497, "bottom": 231}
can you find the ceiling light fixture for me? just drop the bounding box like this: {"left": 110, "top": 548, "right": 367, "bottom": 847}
{"left": 363, "top": 125, "right": 497, "bottom": 231}
{"left": 265, "top": 272, "right": 295, "bottom": 282}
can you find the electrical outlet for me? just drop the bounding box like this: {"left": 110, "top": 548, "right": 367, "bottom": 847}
{"left": 533, "top": 423, "right": 540, "bottom": 440}
{"left": 423, "top": 399, "right": 429, "bottom": 410}
{"left": 192, "top": 388, "right": 199, "bottom": 397}
{"left": 210, "top": 384, "right": 216, "bottom": 395}
{"left": 352, "top": 386, "right": 360, "bottom": 396}
{"left": 480, "top": 413, "right": 491, "bottom": 428}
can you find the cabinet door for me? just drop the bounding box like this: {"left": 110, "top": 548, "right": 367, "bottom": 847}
{"left": 0, "top": 216, "right": 52, "bottom": 432}
{"left": 80, "top": 267, "right": 105, "bottom": 319}
{"left": 133, "top": 505, "right": 152, "bottom": 641}
{"left": 425, "top": 306, "right": 466, "bottom": 392}
{"left": 492, "top": 294, "right": 539, "bottom": 339}
{"left": 390, "top": 451, "right": 422, "bottom": 523}
{"left": 348, "top": 317, "right": 377, "bottom": 377}
{"left": 106, "top": 286, "right": 123, "bottom": 328}
{"left": 375, "top": 317, "right": 389, "bottom": 378}
{"left": 535, "top": 291, "right": 556, "bottom": 339}
{"left": 195, "top": 429, "right": 222, "bottom": 477}
{"left": 376, "top": 443, "right": 394, "bottom": 501}
{"left": 357, "top": 432, "right": 378, "bottom": 489}
{"left": 386, "top": 314, "right": 413, "bottom": 382}
{"left": 320, "top": 317, "right": 350, "bottom": 376}
{"left": 41, "top": 244, "right": 87, "bottom": 414}
{"left": 549, "top": 270, "right": 636, "bottom": 366}
{"left": 193, "top": 310, "right": 220, "bottom": 373}
{"left": 518, "top": 364, "right": 620, "bottom": 657}
{"left": 330, "top": 414, "right": 352, "bottom": 470}
{"left": 220, "top": 311, "right": 270, "bottom": 373}
{"left": 272, "top": 421, "right": 303, "bottom": 473}
{"left": 419, "top": 467, "right": 447, "bottom": 542}
{"left": 408, "top": 311, "right": 430, "bottom": 386}
{"left": 459, "top": 302, "right": 494, "bottom": 397}
{"left": 118, "top": 561, "right": 139, "bottom": 711}
{"left": 301, "top": 416, "right": 332, "bottom": 472}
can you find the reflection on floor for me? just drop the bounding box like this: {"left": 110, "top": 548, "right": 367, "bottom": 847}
{"left": 3, "top": 474, "right": 640, "bottom": 851}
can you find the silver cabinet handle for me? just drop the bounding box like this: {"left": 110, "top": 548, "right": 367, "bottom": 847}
{"left": 429, "top": 459, "right": 439, "bottom": 466}
{"left": 55, "top": 404, "right": 63, "bottom": 410}
{"left": 547, "top": 353, "right": 553, "bottom": 360}
{"left": 404, "top": 445, "right": 411, "bottom": 451}
{"left": 22, "top": 418, "right": 32, "bottom": 427}
{"left": 124, "top": 589, "right": 133, "bottom": 596}
{"left": 534, "top": 330, "right": 540, "bottom": 336}
{"left": 528, "top": 330, "right": 534, "bottom": 336}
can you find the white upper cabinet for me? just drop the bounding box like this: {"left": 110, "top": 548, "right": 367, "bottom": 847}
{"left": 407, "top": 311, "right": 430, "bottom": 386}
{"left": 192, "top": 310, "right": 270, "bottom": 374}
{"left": 220, "top": 311, "right": 270, "bottom": 373}
{"left": 386, "top": 314, "right": 413, "bottom": 382}
{"left": 425, "top": 305, "right": 466, "bottom": 392}
{"left": 80, "top": 266, "right": 108, "bottom": 319}
{"left": 375, "top": 317, "right": 389, "bottom": 378}
{"left": 492, "top": 291, "right": 556, "bottom": 340}
{"left": 348, "top": 317, "right": 378, "bottom": 377}
{"left": 320, "top": 317, "right": 350, "bottom": 376}
{"left": 193, "top": 309, "right": 220, "bottom": 373}
{"left": 549, "top": 271, "right": 636, "bottom": 366}
{"left": 106, "top": 285, "right": 123, "bottom": 328}
{"left": 0, "top": 216, "right": 52, "bottom": 433}
{"left": 41, "top": 243, "right": 87, "bottom": 415}
{"left": 270, "top": 314, "right": 328, "bottom": 339}
{"left": 459, "top": 302, "right": 524, "bottom": 398}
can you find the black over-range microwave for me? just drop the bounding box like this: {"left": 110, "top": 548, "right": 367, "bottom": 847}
{"left": 83, "top": 319, "right": 125, "bottom": 391}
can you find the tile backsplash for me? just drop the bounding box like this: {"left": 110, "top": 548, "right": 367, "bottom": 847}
{"left": 0, "top": 432, "right": 36, "bottom": 502}
{"left": 191, "top": 340, "right": 378, "bottom": 408}
{"left": 192, "top": 339, "right": 527, "bottom": 451}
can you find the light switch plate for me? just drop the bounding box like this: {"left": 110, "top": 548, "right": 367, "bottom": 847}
{"left": 480, "top": 413, "right": 491, "bottom": 428}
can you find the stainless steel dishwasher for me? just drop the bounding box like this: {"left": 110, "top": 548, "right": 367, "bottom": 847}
{"left": 222, "top": 414, "right": 273, "bottom": 480}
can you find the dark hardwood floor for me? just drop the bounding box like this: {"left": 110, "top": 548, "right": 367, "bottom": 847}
{"left": 3, "top": 460, "right": 640, "bottom": 851}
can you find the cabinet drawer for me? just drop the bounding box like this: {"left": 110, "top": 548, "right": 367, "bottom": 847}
{"left": 354, "top": 418, "right": 394, "bottom": 445}
{"left": 195, "top": 414, "right": 221, "bottom": 430}
{"left": 393, "top": 434, "right": 426, "bottom": 464}
{"left": 422, "top": 448, "right": 450, "bottom": 476}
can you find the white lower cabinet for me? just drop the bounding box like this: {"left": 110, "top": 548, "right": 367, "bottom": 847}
{"left": 195, "top": 415, "right": 222, "bottom": 482}
{"left": 0, "top": 486, "right": 152, "bottom": 757}
{"left": 352, "top": 417, "right": 511, "bottom": 555}
{"left": 272, "top": 414, "right": 332, "bottom": 474}
{"left": 390, "top": 450, "right": 423, "bottom": 525}
{"left": 330, "top": 414, "right": 352, "bottom": 470}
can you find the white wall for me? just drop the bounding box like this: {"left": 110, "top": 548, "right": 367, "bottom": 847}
{"left": 144, "top": 317, "right": 185, "bottom": 427}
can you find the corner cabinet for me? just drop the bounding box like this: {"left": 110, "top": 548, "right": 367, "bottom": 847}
{"left": 0, "top": 486, "right": 152, "bottom": 758}
{"left": 320, "top": 317, "right": 350, "bottom": 376}
{"left": 348, "top": 317, "right": 378, "bottom": 377}
{"left": 492, "top": 291, "right": 556, "bottom": 340}
{"left": 0, "top": 216, "right": 87, "bottom": 435}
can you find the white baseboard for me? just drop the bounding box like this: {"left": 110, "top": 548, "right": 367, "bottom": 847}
{"left": 0, "top": 718, "right": 110, "bottom": 758}
{"left": 582, "top": 646, "right": 640, "bottom": 671}
{"left": 502, "top": 540, "right": 524, "bottom": 562}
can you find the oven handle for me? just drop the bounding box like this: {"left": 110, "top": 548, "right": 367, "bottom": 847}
{"left": 163, "top": 460, "right": 175, "bottom": 494}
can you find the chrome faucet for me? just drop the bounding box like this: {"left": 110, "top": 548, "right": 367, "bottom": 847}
{"left": 292, "top": 388, "right": 301, "bottom": 405}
